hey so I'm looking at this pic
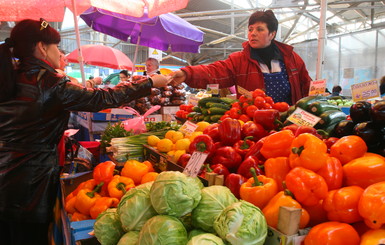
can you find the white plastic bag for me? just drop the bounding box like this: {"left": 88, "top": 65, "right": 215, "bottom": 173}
{"left": 122, "top": 105, "right": 161, "bottom": 134}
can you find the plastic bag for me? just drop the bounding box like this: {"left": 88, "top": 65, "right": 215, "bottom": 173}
{"left": 122, "top": 105, "right": 161, "bottom": 134}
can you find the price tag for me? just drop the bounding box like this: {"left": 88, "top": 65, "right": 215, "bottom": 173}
{"left": 351, "top": 79, "right": 380, "bottom": 102}
{"left": 207, "top": 84, "right": 219, "bottom": 95}
{"left": 183, "top": 151, "right": 208, "bottom": 177}
{"left": 308, "top": 79, "right": 327, "bottom": 96}
{"left": 188, "top": 96, "right": 199, "bottom": 106}
{"left": 237, "top": 86, "right": 253, "bottom": 99}
{"left": 179, "top": 120, "right": 198, "bottom": 135}
{"left": 287, "top": 107, "right": 321, "bottom": 127}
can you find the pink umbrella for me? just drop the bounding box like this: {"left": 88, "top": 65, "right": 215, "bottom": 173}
{"left": 0, "top": 0, "right": 189, "bottom": 21}
{"left": 66, "top": 44, "right": 133, "bottom": 70}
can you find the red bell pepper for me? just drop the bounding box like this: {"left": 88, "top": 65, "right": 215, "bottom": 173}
{"left": 189, "top": 134, "right": 214, "bottom": 154}
{"left": 177, "top": 153, "right": 191, "bottom": 168}
{"left": 212, "top": 146, "right": 242, "bottom": 170}
{"left": 244, "top": 136, "right": 267, "bottom": 162}
{"left": 237, "top": 156, "right": 264, "bottom": 179}
{"left": 282, "top": 124, "right": 300, "bottom": 135}
{"left": 225, "top": 173, "right": 247, "bottom": 199}
{"left": 209, "top": 163, "right": 230, "bottom": 178}
{"left": 253, "top": 109, "right": 282, "bottom": 131}
{"left": 241, "top": 121, "right": 268, "bottom": 142}
{"left": 203, "top": 123, "right": 221, "bottom": 142}
{"left": 218, "top": 118, "right": 241, "bottom": 146}
{"left": 233, "top": 136, "right": 255, "bottom": 157}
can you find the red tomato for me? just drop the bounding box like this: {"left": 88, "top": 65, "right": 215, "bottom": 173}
{"left": 228, "top": 108, "right": 242, "bottom": 119}
{"left": 253, "top": 96, "right": 266, "bottom": 108}
{"left": 239, "top": 114, "right": 251, "bottom": 123}
{"left": 245, "top": 105, "right": 258, "bottom": 118}
{"left": 252, "top": 89, "right": 266, "bottom": 98}
{"left": 239, "top": 95, "right": 251, "bottom": 104}
{"left": 272, "top": 102, "right": 290, "bottom": 112}
{"left": 264, "top": 96, "right": 274, "bottom": 105}
{"left": 263, "top": 103, "right": 273, "bottom": 109}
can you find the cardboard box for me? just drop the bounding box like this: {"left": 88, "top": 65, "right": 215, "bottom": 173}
{"left": 264, "top": 227, "right": 310, "bottom": 245}
{"left": 143, "top": 144, "right": 208, "bottom": 186}
{"left": 60, "top": 172, "right": 99, "bottom": 245}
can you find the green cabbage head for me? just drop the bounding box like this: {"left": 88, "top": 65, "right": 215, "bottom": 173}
{"left": 94, "top": 208, "right": 124, "bottom": 245}
{"left": 192, "top": 185, "right": 238, "bottom": 232}
{"left": 187, "top": 233, "right": 225, "bottom": 245}
{"left": 117, "top": 231, "right": 139, "bottom": 245}
{"left": 117, "top": 181, "right": 158, "bottom": 231}
{"left": 137, "top": 215, "right": 188, "bottom": 245}
{"left": 150, "top": 171, "right": 203, "bottom": 217}
{"left": 213, "top": 200, "right": 267, "bottom": 245}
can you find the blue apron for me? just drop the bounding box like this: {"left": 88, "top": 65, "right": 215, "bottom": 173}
{"left": 263, "top": 60, "right": 291, "bottom": 104}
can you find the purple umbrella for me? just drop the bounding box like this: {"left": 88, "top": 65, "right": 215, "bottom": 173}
{"left": 80, "top": 7, "right": 204, "bottom": 53}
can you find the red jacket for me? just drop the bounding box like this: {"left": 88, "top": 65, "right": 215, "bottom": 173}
{"left": 182, "top": 41, "right": 312, "bottom": 104}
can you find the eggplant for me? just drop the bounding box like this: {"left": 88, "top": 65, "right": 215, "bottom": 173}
{"left": 334, "top": 120, "right": 356, "bottom": 138}
{"left": 350, "top": 101, "right": 372, "bottom": 123}
{"left": 353, "top": 121, "right": 381, "bottom": 152}
{"left": 371, "top": 100, "right": 385, "bottom": 126}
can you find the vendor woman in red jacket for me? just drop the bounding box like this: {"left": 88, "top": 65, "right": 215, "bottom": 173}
{"left": 171, "top": 10, "right": 312, "bottom": 105}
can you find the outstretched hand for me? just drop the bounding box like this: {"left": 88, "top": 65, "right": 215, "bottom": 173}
{"left": 150, "top": 74, "right": 172, "bottom": 88}
{"left": 169, "top": 70, "right": 187, "bottom": 86}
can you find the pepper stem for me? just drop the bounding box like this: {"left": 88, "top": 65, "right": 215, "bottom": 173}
{"left": 86, "top": 182, "right": 104, "bottom": 198}
{"left": 196, "top": 141, "right": 207, "bottom": 152}
{"left": 291, "top": 145, "right": 304, "bottom": 155}
{"left": 116, "top": 182, "right": 127, "bottom": 195}
{"left": 250, "top": 167, "right": 262, "bottom": 186}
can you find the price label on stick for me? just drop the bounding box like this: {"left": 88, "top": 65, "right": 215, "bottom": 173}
{"left": 351, "top": 79, "right": 380, "bottom": 102}
{"left": 183, "top": 151, "right": 208, "bottom": 177}
{"left": 179, "top": 120, "right": 198, "bottom": 136}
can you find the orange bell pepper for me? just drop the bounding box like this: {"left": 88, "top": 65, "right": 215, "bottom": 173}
{"left": 330, "top": 135, "right": 367, "bottom": 165}
{"left": 264, "top": 157, "right": 291, "bottom": 191}
{"left": 285, "top": 167, "right": 328, "bottom": 207}
{"left": 89, "top": 197, "right": 119, "bottom": 219}
{"left": 303, "top": 200, "right": 328, "bottom": 227}
{"left": 71, "top": 212, "right": 90, "bottom": 222}
{"left": 65, "top": 179, "right": 97, "bottom": 203}
{"left": 289, "top": 133, "right": 328, "bottom": 171}
{"left": 93, "top": 161, "right": 116, "bottom": 184}
{"left": 316, "top": 156, "right": 343, "bottom": 190}
{"left": 107, "top": 175, "right": 135, "bottom": 199}
{"left": 360, "top": 229, "right": 385, "bottom": 245}
{"left": 240, "top": 168, "right": 278, "bottom": 209}
{"left": 260, "top": 130, "right": 295, "bottom": 159}
{"left": 358, "top": 181, "right": 385, "bottom": 229}
{"left": 262, "top": 190, "right": 310, "bottom": 229}
{"left": 304, "top": 221, "right": 360, "bottom": 245}
{"left": 65, "top": 195, "right": 77, "bottom": 214}
{"left": 343, "top": 152, "right": 385, "bottom": 189}
{"left": 121, "top": 160, "right": 149, "bottom": 185}
{"left": 74, "top": 183, "right": 103, "bottom": 216}
{"left": 141, "top": 172, "right": 159, "bottom": 184}
{"left": 143, "top": 160, "right": 155, "bottom": 172}
{"left": 323, "top": 186, "right": 364, "bottom": 224}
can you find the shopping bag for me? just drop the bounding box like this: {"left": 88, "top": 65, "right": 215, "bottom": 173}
{"left": 121, "top": 105, "right": 161, "bottom": 134}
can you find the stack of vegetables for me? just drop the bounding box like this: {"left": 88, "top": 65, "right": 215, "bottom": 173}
{"left": 73, "top": 171, "right": 268, "bottom": 245}
{"left": 64, "top": 160, "right": 159, "bottom": 222}
{"left": 187, "top": 97, "right": 237, "bottom": 123}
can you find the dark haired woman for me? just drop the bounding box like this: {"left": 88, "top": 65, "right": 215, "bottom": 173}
{"left": 171, "top": 10, "right": 312, "bottom": 105}
{"left": 0, "top": 19, "right": 168, "bottom": 244}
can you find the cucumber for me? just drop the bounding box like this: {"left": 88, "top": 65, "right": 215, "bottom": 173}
{"left": 210, "top": 115, "right": 222, "bottom": 122}
{"left": 295, "top": 96, "right": 326, "bottom": 111}
{"left": 200, "top": 108, "right": 209, "bottom": 115}
{"left": 308, "top": 101, "right": 341, "bottom": 116}
{"left": 208, "top": 108, "right": 228, "bottom": 115}
{"left": 316, "top": 110, "right": 347, "bottom": 129}
{"left": 192, "top": 106, "right": 202, "bottom": 113}
{"left": 220, "top": 97, "right": 237, "bottom": 105}
{"left": 206, "top": 102, "right": 231, "bottom": 110}
{"left": 197, "top": 97, "right": 223, "bottom": 108}
{"left": 204, "top": 115, "right": 212, "bottom": 122}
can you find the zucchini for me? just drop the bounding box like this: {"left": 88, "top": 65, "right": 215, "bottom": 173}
{"left": 316, "top": 110, "right": 347, "bottom": 129}
{"left": 308, "top": 101, "right": 341, "bottom": 116}
{"left": 197, "top": 97, "right": 223, "bottom": 108}
{"left": 204, "top": 115, "right": 212, "bottom": 122}
{"left": 295, "top": 96, "right": 326, "bottom": 111}
{"left": 206, "top": 102, "right": 231, "bottom": 110}
{"left": 187, "top": 112, "right": 197, "bottom": 118}
{"left": 208, "top": 108, "right": 228, "bottom": 115}
{"left": 200, "top": 108, "right": 209, "bottom": 115}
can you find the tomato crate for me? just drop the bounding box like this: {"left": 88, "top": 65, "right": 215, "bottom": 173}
{"left": 143, "top": 144, "right": 208, "bottom": 186}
